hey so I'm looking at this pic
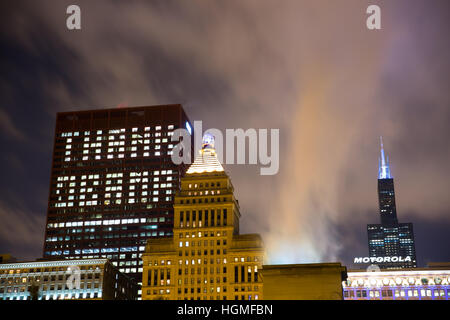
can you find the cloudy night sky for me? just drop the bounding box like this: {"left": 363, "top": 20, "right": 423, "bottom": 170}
{"left": 0, "top": 0, "right": 449, "bottom": 267}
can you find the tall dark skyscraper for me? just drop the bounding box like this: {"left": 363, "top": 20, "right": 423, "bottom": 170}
{"left": 367, "top": 138, "right": 417, "bottom": 269}
{"left": 42, "top": 104, "right": 194, "bottom": 295}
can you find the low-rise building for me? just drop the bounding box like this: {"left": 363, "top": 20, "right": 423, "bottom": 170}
{"left": 0, "top": 254, "right": 17, "bottom": 264}
{"left": 0, "top": 259, "right": 138, "bottom": 300}
{"left": 262, "top": 263, "right": 347, "bottom": 300}
{"left": 343, "top": 262, "right": 450, "bottom": 300}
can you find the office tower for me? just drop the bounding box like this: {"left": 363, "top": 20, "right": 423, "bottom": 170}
{"left": 43, "top": 104, "right": 194, "bottom": 291}
{"left": 142, "top": 134, "right": 265, "bottom": 300}
{"left": 367, "top": 138, "right": 417, "bottom": 269}
{"left": 0, "top": 259, "right": 138, "bottom": 300}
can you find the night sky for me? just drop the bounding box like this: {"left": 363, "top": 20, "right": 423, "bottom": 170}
{"left": 1, "top": 0, "right": 449, "bottom": 267}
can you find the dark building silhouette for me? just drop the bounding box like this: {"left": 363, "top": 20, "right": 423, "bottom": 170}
{"left": 378, "top": 178, "right": 398, "bottom": 225}
{"left": 367, "top": 138, "right": 417, "bottom": 269}
{"left": 42, "top": 104, "right": 193, "bottom": 296}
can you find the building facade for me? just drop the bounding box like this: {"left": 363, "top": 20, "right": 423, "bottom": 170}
{"left": 343, "top": 263, "right": 450, "bottom": 300}
{"left": 0, "top": 259, "right": 137, "bottom": 300}
{"left": 142, "top": 135, "right": 265, "bottom": 300}
{"left": 42, "top": 104, "right": 193, "bottom": 292}
{"left": 262, "top": 263, "right": 347, "bottom": 300}
{"left": 0, "top": 254, "right": 17, "bottom": 264}
{"left": 367, "top": 138, "right": 417, "bottom": 269}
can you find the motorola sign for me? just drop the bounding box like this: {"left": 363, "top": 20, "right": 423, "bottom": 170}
{"left": 354, "top": 256, "right": 412, "bottom": 264}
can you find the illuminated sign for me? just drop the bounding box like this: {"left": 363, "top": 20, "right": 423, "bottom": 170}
{"left": 354, "top": 256, "right": 412, "bottom": 264}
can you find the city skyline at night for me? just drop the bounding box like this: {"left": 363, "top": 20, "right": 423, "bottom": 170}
{"left": 1, "top": 0, "right": 450, "bottom": 271}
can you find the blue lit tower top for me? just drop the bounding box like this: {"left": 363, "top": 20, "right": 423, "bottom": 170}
{"left": 378, "top": 136, "right": 392, "bottom": 179}
{"left": 377, "top": 137, "right": 398, "bottom": 225}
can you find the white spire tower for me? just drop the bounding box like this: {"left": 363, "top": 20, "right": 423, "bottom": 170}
{"left": 378, "top": 136, "right": 392, "bottom": 179}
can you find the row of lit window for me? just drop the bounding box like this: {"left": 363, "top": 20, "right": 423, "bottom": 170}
{"left": 56, "top": 180, "right": 173, "bottom": 191}
{"left": 178, "top": 250, "right": 228, "bottom": 258}
{"left": 45, "top": 230, "right": 164, "bottom": 244}
{"left": 60, "top": 125, "right": 175, "bottom": 137}
{"left": 55, "top": 225, "right": 159, "bottom": 235}
{"left": 345, "top": 288, "right": 447, "bottom": 298}
{"left": 0, "top": 281, "right": 101, "bottom": 292}
{"left": 0, "top": 291, "right": 102, "bottom": 300}
{"left": 54, "top": 182, "right": 174, "bottom": 195}
{"left": 52, "top": 196, "right": 173, "bottom": 208}
{"left": 187, "top": 190, "right": 221, "bottom": 196}
{"left": 46, "top": 210, "right": 170, "bottom": 221}
{"left": 0, "top": 273, "right": 101, "bottom": 283}
{"left": 188, "top": 182, "right": 222, "bottom": 189}
{"left": 172, "top": 285, "right": 260, "bottom": 295}
{"left": 47, "top": 227, "right": 159, "bottom": 239}
{"left": 177, "top": 287, "right": 228, "bottom": 294}
{"left": 118, "top": 268, "right": 140, "bottom": 274}
{"left": 170, "top": 295, "right": 259, "bottom": 301}
{"left": 346, "top": 276, "right": 450, "bottom": 287}
{"left": 147, "top": 257, "right": 260, "bottom": 266}
{"left": 179, "top": 197, "right": 228, "bottom": 205}
{"left": 60, "top": 142, "right": 174, "bottom": 159}
{"left": 62, "top": 151, "right": 174, "bottom": 162}
{"left": 147, "top": 276, "right": 242, "bottom": 288}
{"left": 47, "top": 245, "right": 146, "bottom": 256}
{"left": 57, "top": 170, "right": 172, "bottom": 181}
{"left": 118, "top": 261, "right": 141, "bottom": 267}
{"left": 171, "top": 264, "right": 258, "bottom": 282}
{"left": 179, "top": 239, "right": 227, "bottom": 248}
{"left": 47, "top": 218, "right": 163, "bottom": 229}
{"left": 70, "top": 135, "right": 172, "bottom": 144}
{"left": 177, "top": 276, "right": 228, "bottom": 285}
{"left": 105, "top": 183, "right": 173, "bottom": 192}
{"left": 179, "top": 231, "right": 227, "bottom": 238}
{"left": 177, "top": 265, "right": 229, "bottom": 275}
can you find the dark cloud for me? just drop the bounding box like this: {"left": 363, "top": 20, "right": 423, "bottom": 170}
{"left": 0, "top": 109, "right": 27, "bottom": 141}
{"left": 0, "top": 0, "right": 449, "bottom": 265}
{"left": 0, "top": 200, "right": 45, "bottom": 260}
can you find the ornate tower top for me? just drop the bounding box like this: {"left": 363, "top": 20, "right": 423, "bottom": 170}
{"left": 186, "top": 134, "right": 224, "bottom": 174}
{"left": 202, "top": 133, "right": 215, "bottom": 150}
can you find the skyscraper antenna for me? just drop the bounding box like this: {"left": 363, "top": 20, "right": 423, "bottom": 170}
{"left": 378, "top": 136, "right": 392, "bottom": 179}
